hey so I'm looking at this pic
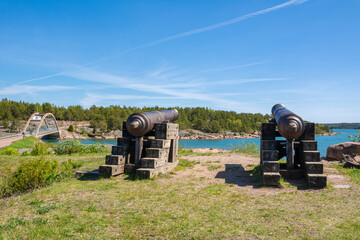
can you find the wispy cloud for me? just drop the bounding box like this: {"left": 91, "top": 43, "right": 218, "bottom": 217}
{"left": 198, "top": 61, "right": 269, "bottom": 73}
{"left": 14, "top": 0, "right": 308, "bottom": 85}
{"left": 0, "top": 85, "right": 77, "bottom": 95}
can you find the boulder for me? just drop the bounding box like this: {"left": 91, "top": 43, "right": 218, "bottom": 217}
{"left": 341, "top": 154, "right": 360, "bottom": 169}
{"left": 326, "top": 142, "right": 360, "bottom": 161}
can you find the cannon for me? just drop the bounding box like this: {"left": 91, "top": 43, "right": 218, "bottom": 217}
{"left": 126, "top": 109, "right": 179, "bottom": 137}
{"left": 271, "top": 104, "right": 304, "bottom": 140}
{"left": 260, "top": 104, "right": 326, "bottom": 188}
{"left": 99, "top": 109, "right": 179, "bottom": 178}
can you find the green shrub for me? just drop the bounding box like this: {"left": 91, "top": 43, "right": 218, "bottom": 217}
{"left": 21, "top": 151, "right": 30, "bottom": 156}
{"left": 0, "top": 158, "right": 83, "bottom": 198}
{"left": 53, "top": 140, "right": 107, "bottom": 155}
{"left": 349, "top": 130, "right": 360, "bottom": 142}
{"left": 1, "top": 148, "right": 19, "bottom": 155}
{"left": 54, "top": 140, "right": 85, "bottom": 155}
{"left": 67, "top": 125, "right": 75, "bottom": 132}
{"left": 30, "top": 142, "right": 50, "bottom": 156}
{"left": 229, "top": 140, "right": 260, "bottom": 156}
{"left": 84, "top": 143, "right": 107, "bottom": 153}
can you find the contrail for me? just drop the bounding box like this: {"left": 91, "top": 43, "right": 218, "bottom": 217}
{"left": 15, "top": 0, "right": 308, "bottom": 84}
{"left": 143, "top": 0, "right": 308, "bottom": 46}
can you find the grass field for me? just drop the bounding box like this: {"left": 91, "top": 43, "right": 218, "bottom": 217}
{"left": 0, "top": 152, "right": 359, "bottom": 239}
{"left": 0, "top": 136, "right": 39, "bottom": 150}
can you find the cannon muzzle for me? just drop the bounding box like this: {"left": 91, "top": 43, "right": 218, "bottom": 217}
{"left": 271, "top": 104, "right": 304, "bottom": 139}
{"left": 126, "top": 109, "right": 179, "bottom": 137}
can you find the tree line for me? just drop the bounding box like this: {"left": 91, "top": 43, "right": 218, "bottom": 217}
{"left": 0, "top": 98, "right": 329, "bottom": 134}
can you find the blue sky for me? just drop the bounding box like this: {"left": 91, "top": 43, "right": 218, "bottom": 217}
{"left": 0, "top": 0, "right": 359, "bottom": 123}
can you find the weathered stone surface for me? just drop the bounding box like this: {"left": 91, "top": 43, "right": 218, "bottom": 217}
{"left": 111, "top": 145, "right": 129, "bottom": 155}
{"left": 141, "top": 157, "right": 167, "bottom": 168}
{"left": 299, "top": 123, "right": 315, "bottom": 140}
{"left": 146, "top": 148, "right": 169, "bottom": 159}
{"left": 262, "top": 172, "right": 280, "bottom": 186}
{"left": 341, "top": 154, "right": 360, "bottom": 169}
{"left": 326, "top": 142, "right": 360, "bottom": 161}
{"left": 148, "top": 139, "right": 171, "bottom": 149}
{"left": 301, "top": 140, "right": 317, "bottom": 151}
{"left": 304, "top": 162, "right": 323, "bottom": 174}
{"left": 105, "top": 154, "right": 129, "bottom": 165}
{"left": 262, "top": 161, "right": 279, "bottom": 172}
{"left": 260, "top": 123, "right": 276, "bottom": 140}
{"left": 99, "top": 165, "right": 124, "bottom": 176}
{"left": 154, "top": 123, "right": 179, "bottom": 139}
{"left": 262, "top": 150, "right": 278, "bottom": 161}
{"left": 261, "top": 140, "right": 276, "bottom": 150}
{"left": 307, "top": 174, "right": 327, "bottom": 188}
{"left": 303, "top": 151, "right": 321, "bottom": 162}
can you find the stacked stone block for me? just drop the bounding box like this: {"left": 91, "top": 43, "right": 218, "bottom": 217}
{"left": 99, "top": 122, "right": 179, "bottom": 178}
{"left": 260, "top": 122, "right": 327, "bottom": 188}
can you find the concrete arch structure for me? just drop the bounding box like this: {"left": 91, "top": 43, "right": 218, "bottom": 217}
{"left": 23, "top": 112, "right": 61, "bottom": 139}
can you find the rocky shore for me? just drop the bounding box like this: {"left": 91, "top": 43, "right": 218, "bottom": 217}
{"left": 59, "top": 128, "right": 341, "bottom": 140}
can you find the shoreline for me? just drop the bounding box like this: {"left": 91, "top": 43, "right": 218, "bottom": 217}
{"left": 59, "top": 131, "right": 341, "bottom": 140}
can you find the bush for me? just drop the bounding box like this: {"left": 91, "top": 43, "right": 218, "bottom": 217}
{"left": 53, "top": 140, "right": 107, "bottom": 155}
{"left": 0, "top": 158, "right": 83, "bottom": 198}
{"left": 84, "top": 143, "right": 107, "bottom": 153}
{"left": 67, "top": 125, "right": 75, "bottom": 132}
{"left": 30, "top": 142, "right": 50, "bottom": 156}
{"left": 0, "top": 148, "right": 19, "bottom": 155}
{"left": 54, "top": 140, "right": 85, "bottom": 155}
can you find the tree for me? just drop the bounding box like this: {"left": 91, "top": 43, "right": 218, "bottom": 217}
{"left": 68, "top": 125, "right": 75, "bottom": 132}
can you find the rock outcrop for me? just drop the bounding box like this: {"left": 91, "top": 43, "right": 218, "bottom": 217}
{"left": 341, "top": 154, "right": 360, "bottom": 169}
{"left": 326, "top": 142, "right": 360, "bottom": 161}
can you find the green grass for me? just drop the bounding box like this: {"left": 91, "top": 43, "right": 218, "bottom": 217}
{"left": 178, "top": 148, "right": 213, "bottom": 156}
{"left": 208, "top": 165, "right": 222, "bottom": 171}
{"left": 0, "top": 153, "right": 359, "bottom": 239}
{"left": 1, "top": 136, "right": 39, "bottom": 150}
{"left": 174, "top": 158, "right": 199, "bottom": 171}
{"left": 332, "top": 164, "right": 360, "bottom": 185}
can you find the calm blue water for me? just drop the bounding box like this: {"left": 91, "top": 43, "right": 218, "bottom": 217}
{"left": 45, "top": 129, "right": 358, "bottom": 157}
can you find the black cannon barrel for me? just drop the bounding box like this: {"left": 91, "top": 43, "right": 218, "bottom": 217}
{"left": 271, "top": 104, "right": 305, "bottom": 139}
{"left": 126, "top": 109, "right": 179, "bottom": 137}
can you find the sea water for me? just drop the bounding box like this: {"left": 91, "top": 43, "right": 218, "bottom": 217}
{"left": 45, "top": 129, "right": 359, "bottom": 158}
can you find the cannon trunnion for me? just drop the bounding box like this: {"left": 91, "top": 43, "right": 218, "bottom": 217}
{"left": 260, "top": 104, "right": 327, "bottom": 188}
{"left": 99, "top": 109, "right": 179, "bottom": 178}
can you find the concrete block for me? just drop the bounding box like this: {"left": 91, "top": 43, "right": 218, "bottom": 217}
{"left": 299, "top": 123, "right": 315, "bottom": 140}
{"left": 262, "top": 161, "right": 280, "bottom": 172}
{"left": 146, "top": 148, "right": 169, "bottom": 159}
{"left": 124, "top": 163, "right": 137, "bottom": 174}
{"left": 261, "top": 140, "right": 276, "bottom": 150}
{"left": 99, "top": 165, "right": 124, "bottom": 176}
{"left": 305, "top": 162, "right": 323, "bottom": 174}
{"left": 105, "top": 154, "right": 129, "bottom": 165}
{"left": 149, "top": 139, "right": 171, "bottom": 148}
{"left": 154, "top": 123, "right": 179, "bottom": 139}
{"left": 136, "top": 168, "right": 155, "bottom": 178}
{"left": 263, "top": 172, "right": 280, "bottom": 186}
{"left": 303, "top": 151, "right": 321, "bottom": 162}
{"left": 262, "top": 150, "right": 279, "bottom": 161}
{"left": 141, "top": 157, "right": 167, "bottom": 168}
{"left": 117, "top": 137, "right": 130, "bottom": 147}
{"left": 261, "top": 122, "right": 276, "bottom": 140}
{"left": 307, "top": 174, "right": 327, "bottom": 188}
{"left": 111, "top": 145, "right": 129, "bottom": 155}
{"left": 301, "top": 140, "right": 318, "bottom": 151}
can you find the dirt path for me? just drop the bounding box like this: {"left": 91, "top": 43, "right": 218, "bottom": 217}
{"left": 166, "top": 152, "right": 357, "bottom": 195}
{"left": 0, "top": 135, "right": 22, "bottom": 148}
